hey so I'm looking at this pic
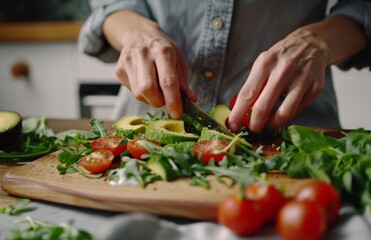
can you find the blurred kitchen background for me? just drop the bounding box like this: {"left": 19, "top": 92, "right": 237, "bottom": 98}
{"left": 0, "top": 0, "right": 370, "bottom": 129}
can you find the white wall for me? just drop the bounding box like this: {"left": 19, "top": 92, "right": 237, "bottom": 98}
{"left": 332, "top": 67, "right": 371, "bottom": 130}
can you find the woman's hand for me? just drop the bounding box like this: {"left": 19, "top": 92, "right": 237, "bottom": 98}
{"left": 228, "top": 28, "right": 329, "bottom": 133}
{"left": 103, "top": 10, "right": 196, "bottom": 120}
{"left": 228, "top": 16, "right": 367, "bottom": 133}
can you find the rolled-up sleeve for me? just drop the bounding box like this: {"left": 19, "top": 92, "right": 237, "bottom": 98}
{"left": 78, "top": 0, "right": 150, "bottom": 63}
{"left": 329, "top": 0, "right": 371, "bottom": 70}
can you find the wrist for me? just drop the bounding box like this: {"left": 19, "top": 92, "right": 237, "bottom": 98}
{"left": 288, "top": 27, "right": 332, "bottom": 67}
{"left": 298, "top": 15, "right": 367, "bottom": 66}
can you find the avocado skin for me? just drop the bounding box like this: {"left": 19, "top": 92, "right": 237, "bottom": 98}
{"left": 0, "top": 112, "right": 22, "bottom": 152}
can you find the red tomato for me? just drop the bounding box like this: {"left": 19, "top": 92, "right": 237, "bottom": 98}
{"left": 218, "top": 195, "right": 264, "bottom": 236}
{"left": 276, "top": 200, "right": 327, "bottom": 240}
{"left": 245, "top": 182, "right": 287, "bottom": 223}
{"left": 229, "top": 95, "right": 250, "bottom": 129}
{"left": 91, "top": 136, "right": 127, "bottom": 157}
{"left": 127, "top": 138, "right": 161, "bottom": 160}
{"left": 229, "top": 95, "right": 238, "bottom": 110}
{"left": 294, "top": 180, "right": 340, "bottom": 226}
{"left": 79, "top": 149, "right": 114, "bottom": 174}
{"left": 193, "top": 140, "right": 235, "bottom": 164}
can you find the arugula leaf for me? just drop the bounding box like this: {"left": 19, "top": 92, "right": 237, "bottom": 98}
{"left": 89, "top": 119, "right": 107, "bottom": 138}
{"left": 0, "top": 199, "right": 32, "bottom": 215}
{"left": 204, "top": 165, "right": 256, "bottom": 187}
{"left": 108, "top": 157, "right": 159, "bottom": 187}
{"left": 57, "top": 134, "right": 92, "bottom": 174}
{"left": 4, "top": 216, "right": 93, "bottom": 240}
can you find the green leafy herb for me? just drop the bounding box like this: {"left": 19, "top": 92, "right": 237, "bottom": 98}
{"left": 0, "top": 117, "right": 57, "bottom": 161}
{"left": 4, "top": 216, "right": 93, "bottom": 240}
{"left": 259, "top": 125, "right": 371, "bottom": 212}
{"left": 57, "top": 134, "right": 92, "bottom": 174}
{"left": 89, "top": 119, "right": 107, "bottom": 138}
{"left": 0, "top": 199, "right": 32, "bottom": 215}
{"left": 108, "top": 157, "right": 160, "bottom": 187}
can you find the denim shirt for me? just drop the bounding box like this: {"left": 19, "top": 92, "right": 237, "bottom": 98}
{"left": 79, "top": 0, "right": 371, "bottom": 128}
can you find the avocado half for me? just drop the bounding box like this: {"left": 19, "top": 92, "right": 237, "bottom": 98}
{"left": 145, "top": 119, "right": 199, "bottom": 144}
{"left": 0, "top": 110, "right": 22, "bottom": 151}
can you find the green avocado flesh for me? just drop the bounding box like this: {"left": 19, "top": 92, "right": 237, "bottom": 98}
{"left": 114, "top": 115, "right": 145, "bottom": 133}
{"left": 209, "top": 104, "right": 230, "bottom": 128}
{"left": 147, "top": 155, "right": 175, "bottom": 181}
{"left": 0, "top": 111, "right": 22, "bottom": 151}
{"left": 145, "top": 119, "right": 199, "bottom": 144}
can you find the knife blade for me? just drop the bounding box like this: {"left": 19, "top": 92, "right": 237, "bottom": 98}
{"left": 181, "top": 92, "right": 234, "bottom": 137}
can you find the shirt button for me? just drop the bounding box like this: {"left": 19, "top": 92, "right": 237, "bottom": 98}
{"left": 212, "top": 17, "right": 224, "bottom": 30}
{"left": 202, "top": 69, "right": 215, "bottom": 79}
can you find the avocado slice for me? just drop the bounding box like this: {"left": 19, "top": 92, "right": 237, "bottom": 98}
{"left": 0, "top": 111, "right": 22, "bottom": 151}
{"left": 114, "top": 115, "right": 145, "bottom": 134}
{"left": 145, "top": 119, "right": 199, "bottom": 144}
{"left": 147, "top": 155, "right": 176, "bottom": 181}
{"left": 209, "top": 104, "right": 230, "bottom": 128}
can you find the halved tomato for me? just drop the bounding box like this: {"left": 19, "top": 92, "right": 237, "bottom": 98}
{"left": 193, "top": 140, "right": 235, "bottom": 164}
{"left": 91, "top": 136, "right": 127, "bottom": 157}
{"left": 127, "top": 138, "right": 161, "bottom": 160}
{"left": 79, "top": 149, "right": 114, "bottom": 174}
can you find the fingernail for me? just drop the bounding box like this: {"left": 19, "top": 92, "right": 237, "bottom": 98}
{"left": 229, "top": 123, "right": 239, "bottom": 133}
{"left": 170, "top": 111, "right": 181, "bottom": 120}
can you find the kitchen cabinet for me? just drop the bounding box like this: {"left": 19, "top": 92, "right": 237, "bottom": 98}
{"left": 0, "top": 42, "right": 80, "bottom": 119}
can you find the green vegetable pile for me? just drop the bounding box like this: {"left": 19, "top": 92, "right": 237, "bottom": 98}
{"left": 257, "top": 125, "right": 371, "bottom": 213}
{"left": 2, "top": 114, "right": 371, "bottom": 214}
{"left": 3, "top": 216, "right": 93, "bottom": 240}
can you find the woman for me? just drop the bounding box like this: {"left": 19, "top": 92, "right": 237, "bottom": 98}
{"left": 79, "top": 0, "right": 370, "bottom": 132}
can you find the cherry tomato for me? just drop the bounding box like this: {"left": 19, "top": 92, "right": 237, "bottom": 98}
{"left": 218, "top": 195, "right": 264, "bottom": 236}
{"left": 127, "top": 138, "right": 161, "bottom": 160}
{"left": 276, "top": 200, "right": 327, "bottom": 240}
{"left": 229, "top": 95, "right": 250, "bottom": 129}
{"left": 91, "top": 136, "right": 127, "bottom": 157}
{"left": 193, "top": 140, "right": 235, "bottom": 164}
{"left": 294, "top": 180, "right": 340, "bottom": 226}
{"left": 79, "top": 150, "right": 114, "bottom": 174}
{"left": 245, "top": 182, "right": 287, "bottom": 223}
{"left": 229, "top": 95, "right": 238, "bottom": 110}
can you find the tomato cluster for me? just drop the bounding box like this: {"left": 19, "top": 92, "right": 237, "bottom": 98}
{"left": 217, "top": 180, "right": 341, "bottom": 239}
{"left": 80, "top": 133, "right": 237, "bottom": 174}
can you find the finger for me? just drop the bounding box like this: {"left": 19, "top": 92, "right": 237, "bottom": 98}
{"left": 116, "top": 49, "right": 148, "bottom": 104}
{"left": 296, "top": 77, "right": 324, "bottom": 114}
{"left": 177, "top": 59, "right": 198, "bottom": 102}
{"left": 155, "top": 46, "right": 183, "bottom": 119}
{"left": 248, "top": 57, "right": 299, "bottom": 132}
{"left": 116, "top": 51, "right": 131, "bottom": 89}
{"left": 269, "top": 70, "right": 324, "bottom": 129}
{"left": 134, "top": 47, "right": 165, "bottom": 107}
{"left": 268, "top": 83, "right": 305, "bottom": 129}
{"left": 228, "top": 51, "right": 274, "bottom": 132}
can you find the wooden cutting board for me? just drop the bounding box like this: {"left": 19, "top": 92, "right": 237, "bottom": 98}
{"left": 2, "top": 148, "right": 312, "bottom": 220}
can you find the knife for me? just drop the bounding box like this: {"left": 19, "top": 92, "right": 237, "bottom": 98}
{"left": 181, "top": 92, "right": 234, "bottom": 137}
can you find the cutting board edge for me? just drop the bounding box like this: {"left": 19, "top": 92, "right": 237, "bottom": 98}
{"left": 2, "top": 174, "right": 219, "bottom": 220}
